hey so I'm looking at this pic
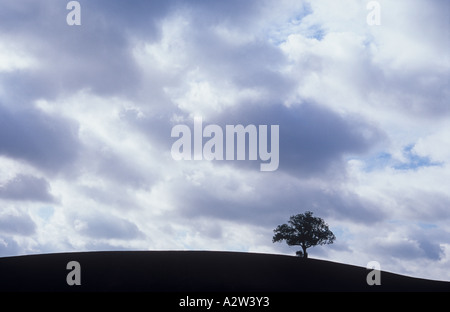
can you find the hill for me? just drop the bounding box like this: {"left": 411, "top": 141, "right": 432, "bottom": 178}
{"left": 0, "top": 251, "right": 448, "bottom": 292}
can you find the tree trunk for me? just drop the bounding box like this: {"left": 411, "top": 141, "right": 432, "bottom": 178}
{"left": 302, "top": 245, "right": 308, "bottom": 258}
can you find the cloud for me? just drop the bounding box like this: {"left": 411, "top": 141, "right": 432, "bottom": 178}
{"left": 73, "top": 213, "right": 144, "bottom": 240}
{"left": 392, "top": 145, "right": 443, "bottom": 171}
{"left": 0, "top": 174, "right": 55, "bottom": 202}
{"left": 0, "top": 0, "right": 448, "bottom": 281}
{"left": 0, "top": 104, "right": 80, "bottom": 173}
{"left": 0, "top": 213, "right": 36, "bottom": 236}
{"left": 182, "top": 101, "right": 383, "bottom": 177}
{"left": 280, "top": 0, "right": 450, "bottom": 122}
{"left": 0, "top": 0, "right": 145, "bottom": 101}
{"left": 0, "top": 236, "right": 21, "bottom": 257}
{"left": 370, "top": 221, "right": 447, "bottom": 261}
{"left": 417, "top": 239, "right": 444, "bottom": 261}
{"left": 167, "top": 165, "right": 385, "bottom": 231}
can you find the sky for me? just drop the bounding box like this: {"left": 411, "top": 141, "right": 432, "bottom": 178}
{"left": 0, "top": 0, "right": 449, "bottom": 281}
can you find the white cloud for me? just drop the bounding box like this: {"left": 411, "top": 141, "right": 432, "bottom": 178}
{"left": 0, "top": 36, "right": 38, "bottom": 72}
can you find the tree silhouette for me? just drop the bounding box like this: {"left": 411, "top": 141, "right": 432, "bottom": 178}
{"left": 273, "top": 211, "right": 335, "bottom": 258}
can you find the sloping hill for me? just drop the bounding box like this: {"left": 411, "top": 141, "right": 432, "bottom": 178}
{"left": 0, "top": 251, "right": 448, "bottom": 292}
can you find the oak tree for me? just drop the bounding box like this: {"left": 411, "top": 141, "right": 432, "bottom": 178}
{"left": 273, "top": 211, "right": 336, "bottom": 258}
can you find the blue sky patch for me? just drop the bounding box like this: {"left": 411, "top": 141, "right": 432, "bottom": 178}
{"left": 393, "top": 144, "right": 443, "bottom": 171}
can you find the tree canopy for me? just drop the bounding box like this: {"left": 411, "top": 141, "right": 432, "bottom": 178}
{"left": 273, "top": 211, "right": 336, "bottom": 258}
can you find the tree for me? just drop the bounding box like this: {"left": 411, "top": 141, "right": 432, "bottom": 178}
{"left": 273, "top": 211, "right": 336, "bottom": 258}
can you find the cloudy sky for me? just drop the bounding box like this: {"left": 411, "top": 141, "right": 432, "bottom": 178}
{"left": 0, "top": 0, "right": 449, "bottom": 281}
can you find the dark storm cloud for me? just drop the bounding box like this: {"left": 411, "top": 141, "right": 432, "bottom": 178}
{"left": 0, "top": 174, "right": 55, "bottom": 202}
{"left": 0, "top": 104, "right": 79, "bottom": 173}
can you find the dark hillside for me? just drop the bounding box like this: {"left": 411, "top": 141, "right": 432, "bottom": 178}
{"left": 0, "top": 251, "right": 448, "bottom": 292}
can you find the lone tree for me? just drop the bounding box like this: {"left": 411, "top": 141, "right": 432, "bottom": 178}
{"left": 273, "top": 211, "right": 336, "bottom": 258}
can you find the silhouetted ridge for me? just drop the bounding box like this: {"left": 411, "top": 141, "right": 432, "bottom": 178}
{"left": 0, "top": 251, "right": 448, "bottom": 292}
